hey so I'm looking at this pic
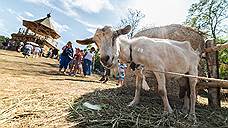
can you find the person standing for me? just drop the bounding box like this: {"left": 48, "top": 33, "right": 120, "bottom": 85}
{"left": 99, "top": 68, "right": 110, "bottom": 83}
{"left": 16, "top": 42, "right": 24, "bottom": 52}
{"left": 22, "top": 43, "right": 33, "bottom": 58}
{"left": 33, "top": 46, "right": 41, "bottom": 58}
{"left": 46, "top": 48, "right": 53, "bottom": 58}
{"left": 83, "top": 47, "right": 95, "bottom": 76}
{"left": 51, "top": 48, "right": 59, "bottom": 59}
{"left": 117, "top": 61, "right": 127, "bottom": 86}
{"left": 59, "top": 41, "right": 74, "bottom": 74}
{"left": 69, "top": 48, "right": 83, "bottom": 76}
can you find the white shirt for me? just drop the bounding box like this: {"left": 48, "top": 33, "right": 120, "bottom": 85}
{"left": 84, "top": 52, "right": 94, "bottom": 61}
{"left": 34, "top": 47, "right": 41, "bottom": 53}
{"left": 25, "top": 44, "right": 33, "bottom": 50}
{"left": 118, "top": 63, "right": 127, "bottom": 74}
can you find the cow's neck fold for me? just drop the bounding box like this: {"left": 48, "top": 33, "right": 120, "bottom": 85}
{"left": 118, "top": 38, "right": 131, "bottom": 63}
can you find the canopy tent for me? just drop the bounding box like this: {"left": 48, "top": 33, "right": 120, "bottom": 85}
{"left": 27, "top": 42, "right": 39, "bottom": 47}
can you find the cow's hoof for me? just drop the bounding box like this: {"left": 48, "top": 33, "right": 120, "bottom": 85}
{"left": 188, "top": 113, "right": 197, "bottom": 124}
{"left": 181, "top": 107, "right": 189, "bottom": 114}
{"left": 162, "top": 111, "right": 170, "bottom": 116}
{"left": 128, "top": 100, "right": 139, "bottom": 107}
{"left": 164, "top": 107, "right": 173, "bottom": 114}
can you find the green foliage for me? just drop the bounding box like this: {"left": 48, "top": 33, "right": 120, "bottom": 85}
{"left": 219, "top": 49, "right": 228, "bottom": 64}
{"left": 185, "top": 0, "right": 228, "bottom": 39}
{"left": 217, "top": 38, "right": 228, "bottom": 79}
{"left": 93, "top": 49, "right": 104, "bottom": 73}
{"left": 83, "top": 44, "right": 93, "bottom": 52}
{"left": 217, "top": 38, "right": 228, "bottom": 64}
{"left": 0, "top": 35, "right": 9, "bottom": 44}
{"left": 86, "top": 44, "right": 92, "bottom": 49}
{"left": 219, "top": 64, "right": 228, "bottom": 79}
{"left": 186, "top": 0, "right": 228, "bottom": 79}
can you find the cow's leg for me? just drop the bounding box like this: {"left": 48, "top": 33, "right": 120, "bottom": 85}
{"left": 188, "top": 67, "right": 198, "bottom": 119}
{"left": 182, "top": 92, "right": 190, "bottom": 113}
{"left": 128, "top": 73, "right": 142, "bottom": 106}
{"left": 178, "top": 77, "right": 190, "bottom": 113}
{"left": 154, "top": 72, "right": 173, "bottom": 113}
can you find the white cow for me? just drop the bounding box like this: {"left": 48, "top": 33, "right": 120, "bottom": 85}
{"left": 76, "top": 25, "right": 200, "bottom": 119}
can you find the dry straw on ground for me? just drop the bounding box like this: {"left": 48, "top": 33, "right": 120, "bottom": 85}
{"left": 0, "top": 50, "right": 227, "bottom": 128}
{"left": 0, "top": 50, "right": 114, "bottom": 128}
{"left": 69, "top": 86, "right": 228, "bottom": 128}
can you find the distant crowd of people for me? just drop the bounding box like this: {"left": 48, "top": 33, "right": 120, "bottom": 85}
{"left": 1, "top": 39, "right": 128, "bottom": 86}
{"left": 59, "top": 41, "right": 96, "bottom": 77}
{"left": 21, "top": 42, "right": 43, "bottom": 58}
{"left": 2, "top": 39, "right": 16, "bottom": 50}
{"left": 1, "top": 39, "right": 59, "bottom": 59}
{"left": 58, "top": 41, "right": 128, "bottom": 86}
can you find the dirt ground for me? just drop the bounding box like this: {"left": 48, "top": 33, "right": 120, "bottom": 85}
{"left": 0, "top": 50, "right": 116, "bottom": 128}
{"left": 0, "top": 50, "right": 227, "bottom": 128}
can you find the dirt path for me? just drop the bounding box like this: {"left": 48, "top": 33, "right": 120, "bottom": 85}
{"left": 0, "top": 50, "right": 115, "bottom": 128}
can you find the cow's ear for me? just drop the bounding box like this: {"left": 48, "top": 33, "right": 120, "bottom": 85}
{"left": 76, "top": 37, "right": 95, "bottom": 45}
{"left": 116, "top": 25, "right": 131, "bottom": 35}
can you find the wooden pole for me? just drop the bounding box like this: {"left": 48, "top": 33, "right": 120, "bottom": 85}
{"left": 204, "top": 42, "right": 228, "bottom": 53}
{"left": 197, "top": 82, "right": 228, "bottom": 89}
{"left": 205, "top": 39, "right": 221, "bottom": 107}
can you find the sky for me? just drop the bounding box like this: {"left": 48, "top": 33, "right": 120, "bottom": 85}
{"left": 0, "top": 0, "right": 196, "bottom": 49}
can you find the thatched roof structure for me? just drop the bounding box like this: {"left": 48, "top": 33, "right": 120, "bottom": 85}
{"left": 23, "top": 13, "right": 60, "bottom": 39}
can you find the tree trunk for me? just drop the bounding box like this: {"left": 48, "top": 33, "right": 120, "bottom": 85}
{"left": 205, "top": 39, "right": 221, "bottom": 107}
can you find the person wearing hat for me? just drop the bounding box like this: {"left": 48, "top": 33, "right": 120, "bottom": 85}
{"left": 59, "top": 41, "right": 74, "bottom": 74}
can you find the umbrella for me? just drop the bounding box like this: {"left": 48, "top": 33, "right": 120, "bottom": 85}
{"left": 23, "top": 13, "right": 60, "bottom": 39}
{"left": 27, "top": 42, "right": 39, "bottom": 47}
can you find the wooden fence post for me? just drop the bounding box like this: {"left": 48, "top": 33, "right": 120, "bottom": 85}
{"left": 205, "top": 39, "right": 221, "bottom": 107}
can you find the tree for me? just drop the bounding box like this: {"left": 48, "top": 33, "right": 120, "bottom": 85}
{"left": 117, "top": 9, "right": 145, "bottom": 38}
{"left": 83, "top": 44, "right": 93, "bottom": 52}
{"left": 0, "top": 35, "right": 9, "bottom": 44}
{"left": 185, "top": 0, "right": 228, "bottom": 108}
{"left": 217, "top": 38, "right": 228, "bottom": 79}
{"left": 185, "top": 0, "right": 228, "bottom": 39}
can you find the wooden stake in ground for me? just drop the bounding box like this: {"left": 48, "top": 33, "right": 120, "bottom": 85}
{"left": 205, "top": 39, "right": 221, "bottom": 107}
{"left": 204, "top": 42, "right": 228, "bottom": 53}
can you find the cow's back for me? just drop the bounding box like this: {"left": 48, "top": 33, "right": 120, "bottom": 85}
{"left": 124, "top": 24, "right": 204, "bottom": 97}
{"left": 134, "top": 24, "right": 205, "bottom": 52}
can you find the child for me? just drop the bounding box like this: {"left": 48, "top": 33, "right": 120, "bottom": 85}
{"left": 74, "top": 48, "right": 83, "bottom": 75}
{"left": 117, "top": 61, "right": 127, "bottom": 86}
{"left": 69, "top": 48, "right": 83, "bottom": 76}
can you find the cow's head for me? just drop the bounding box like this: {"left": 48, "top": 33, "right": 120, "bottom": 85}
{"left": 76, "top": 25, "right": 131, "bottom": 68}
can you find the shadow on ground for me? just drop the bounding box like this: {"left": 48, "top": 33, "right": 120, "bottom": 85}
{"left": 50, "top": 78, "right": 101, "bottom": 83}
{"left": 67, "top": 86, "right": 228, "bottom": 128}
{"left": 41, "top": 62, "right": 59, "bottom": 68}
